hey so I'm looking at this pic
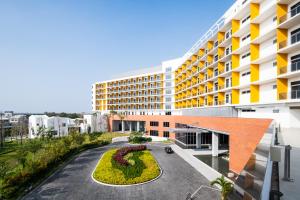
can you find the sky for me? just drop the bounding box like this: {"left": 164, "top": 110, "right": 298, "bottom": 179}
{"left": 0, "top": 0, "right": 234, "bottom": 113}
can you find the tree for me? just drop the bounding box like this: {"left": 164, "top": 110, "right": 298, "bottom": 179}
{"left": 210, "top": 176, "right": 233, "bottom": 200}
{"left": 0, "top": 112, "right": 4, "bottom": 148}
{"left": 15, "top": 116, "right": 28, "bottom": 145}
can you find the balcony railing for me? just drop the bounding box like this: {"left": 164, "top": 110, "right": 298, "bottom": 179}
{"left": 219, "top": 85, "right": 225, "bottom": 90}
{"left": 218, "top": 101, "right": 225, "bottom": 105}
{"left": 278, "top": 40, "right": 287, "bottom": 49}
{"left": 278, "top": 92, "right": 287, "bottom": 100}
{"left": 278, "top": 66, "right": 287, "bottom": 75}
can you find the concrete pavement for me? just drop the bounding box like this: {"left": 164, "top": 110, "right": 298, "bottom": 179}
{"left": 22, "top": 142, "right": 220, "bottom": 200}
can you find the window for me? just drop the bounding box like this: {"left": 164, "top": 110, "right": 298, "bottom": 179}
{"left": 166, "top": 97, "right": 172, "bottom": 102}
{"left": 241, "top": 109, "right": 255, "bottom": 112}
{"left": 273, "top": 85, "right": 277, "bottom": 89}
{"left": 291, "top": 28, "right": 300, "bottom": 44}
{"left": 242, "top": 33, "right": 250, "bottom": 41}
{"left": 242, "top": 71, "right": 251, "bottom": 76}
{"left": 291, "top": 54, "right": 300, "bottom": 72}
{"left": 291, "top": 2, "right": 300, "bottom": 17}
{"left": 225, "top": 30, "right": 231, "bottom": 39}
{"left": 166, "top": 90, "right": 172, "bottom": 95}
{"left": 165, "top": 104, "right": 171, "bottom": 110}
{"left": 166, "top": 81, "right": 172, "bottom": 87}
{"left": 150, "top": 130, "right": 159, "bottom": 136}
{"left": 165, "top": 111, "right": 172, "bottom": 115}
{"left": 242, "top": 52, "right": 251, "bottom": 59}
{"left": 150, "top": 121, "right": 159, "bottom": 126}
{"left": 273, "top": 16, "right": 277, "bottom": 22}
{"left": 242, "top": 0, "right": 248, "bottom": 5}
{"left": 163, "top": 122, "right": 169, "bottom": 127}
{"left": 273, "top": 38, "right": 277, "bottom": 44}
{"left": 62, "top": 123, "right": 66, "bottom": 127}
{"left": 163, "top": 131, "right": 169, "bottom": 138}
{"left": 291, "top": 81, "right": 300, "bottom": 99}
{"left": 166, "top": 67, "right": 172, "bottom": 72}
{"left": 165, "top": 74, "right": 172, "bottom": 79}
{"left": 273, "top": 61, "right": 277, "bottom": 67}
{"left": 241, "top": 15, "right": 250, "bottom": 24}
{"left": 225, "top": 62, "right": 231, "bottom": 71}
{"left": 242, "top": 90, "right": 250, "bottom": 94}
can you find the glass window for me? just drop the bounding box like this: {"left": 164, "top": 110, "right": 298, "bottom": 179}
{"left": 150, "top": 130, "right": 159, "bottom": 136}
{"left": 150, "top": 121, "right": 159, "bottom": 126}
{"left": 163, "top": 131, "right": 169, "bottom": 138}
{"left": 163, "top": 122, "right": 169, "bottom": 127}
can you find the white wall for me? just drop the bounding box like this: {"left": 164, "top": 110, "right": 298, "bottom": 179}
{"left": 260, "top": 14, "right": 276, "bottom": 36}
{"left": 259, "top": 82, "right": 277, "bottom": 104}
{"left": 260, "top": 37, "right": 277, "bottom": 58}
{"left": 240, "top": 89, "right": 250, "bottom": 104}
{"left": 238, "top": 105, "right": 300, "bottom": 128}
{"left": 259, "top": 60, "right": 277, "bottom": 81}
{"left": 240, "top": 69, "right": 251, "bottom": 86}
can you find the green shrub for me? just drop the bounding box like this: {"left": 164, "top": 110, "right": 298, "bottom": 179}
{"left": 129, "top": 137, "right": 152, "bottom": 144}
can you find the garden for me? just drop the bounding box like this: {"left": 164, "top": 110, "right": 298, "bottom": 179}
{"left": 93, "top": 145, "right": 161, "bottom": 185}
{"left": 0, "top": 132, "right": 127, "bottom": 200}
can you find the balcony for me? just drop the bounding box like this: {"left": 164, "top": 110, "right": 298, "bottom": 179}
{"left": 278, "top": 92, "right": 287, "bottom": 100}
{"left": 278, "top": 4, "right": 300, "bottom": 29}
{"left": 219, "top": 85, "right": 225, "bottom": 90}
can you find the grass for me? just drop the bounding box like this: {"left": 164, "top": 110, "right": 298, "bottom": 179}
{"left": 0, "top": 132, "right": 128, "bottom": 200}
{"left": 93, "top": 148, "right": 160, "bottom": 185}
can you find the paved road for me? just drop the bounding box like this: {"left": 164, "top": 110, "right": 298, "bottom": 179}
{"left": 23, "top": 142, "right": 220, "bottom": 200}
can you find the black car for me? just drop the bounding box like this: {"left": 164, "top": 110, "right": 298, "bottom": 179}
{"left": 165, "top": 146, "right": 174, "bottom": 154}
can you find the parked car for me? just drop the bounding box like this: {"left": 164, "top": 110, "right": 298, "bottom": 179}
{"left": 165, "top": 146, "right": 174, "bottom": 154}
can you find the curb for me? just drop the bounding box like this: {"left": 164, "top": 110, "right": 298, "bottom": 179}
{"left": 91, "top": 148, "right": 163, "bottom": 187}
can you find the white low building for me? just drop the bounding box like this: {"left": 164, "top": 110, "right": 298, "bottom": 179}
{"left": 28, "top": 115, "right": 75, "bottom": 138}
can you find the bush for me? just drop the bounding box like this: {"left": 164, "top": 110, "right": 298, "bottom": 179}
{"left": 93, "top": 148, "right": 160, "bottom": 185}
{"left": 129, "top": 137, "right": 152, "bottom": 144}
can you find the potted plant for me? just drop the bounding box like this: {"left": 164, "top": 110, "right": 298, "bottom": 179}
{"left": 210, "top": 175, "right": 233, "bottom": 200}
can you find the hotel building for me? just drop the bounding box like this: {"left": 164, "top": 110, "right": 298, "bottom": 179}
{"left": 92, "top": 0, "right": 300, "bottom": 199}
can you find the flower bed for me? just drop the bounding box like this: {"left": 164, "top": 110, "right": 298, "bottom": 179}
{"left": 93, "top": 147, "right": 160, "bottom": 185}
{"left": 113, "top": 145, "right": 146, "bottom": 166}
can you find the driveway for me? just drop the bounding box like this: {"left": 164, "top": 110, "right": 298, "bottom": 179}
{"left": 22, "top": 142, "right": 220, "bottom": 200}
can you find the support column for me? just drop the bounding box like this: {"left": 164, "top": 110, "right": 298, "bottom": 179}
{"left": 137, "top": 121, "right": 140, "bottom": 132}
{"left": 196, "top": 132, "right": 201, "bottom": 148}
{"left": 129, "top": 121, "right": 132, "bottom": 132}
{"left": 121, "top": 120, "right": 125, "bottom": 133}
{"left": 212, "top": 132, "right": 219, "bottom": 157}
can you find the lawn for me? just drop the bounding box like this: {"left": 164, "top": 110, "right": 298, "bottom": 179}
{"left": 93, "top": 147, "right": 161, "bottom": 185}
{"left": 0, "top": 132, "right": 128, "bottom": 200}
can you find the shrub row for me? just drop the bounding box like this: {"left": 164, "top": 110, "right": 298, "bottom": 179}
{"left": 129, "top": 137, "right": 152, "bottom": 144}
{"left": 113, "top": 145, "right": 146, "bottom": 166}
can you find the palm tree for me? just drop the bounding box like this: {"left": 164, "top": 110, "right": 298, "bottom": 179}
{"left": 210, "top": 176, "right": 233, "bottom": 200}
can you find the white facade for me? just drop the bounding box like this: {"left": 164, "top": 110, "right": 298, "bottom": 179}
{"left": 28, "top": 115, "right": 75, "bottom": 138}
